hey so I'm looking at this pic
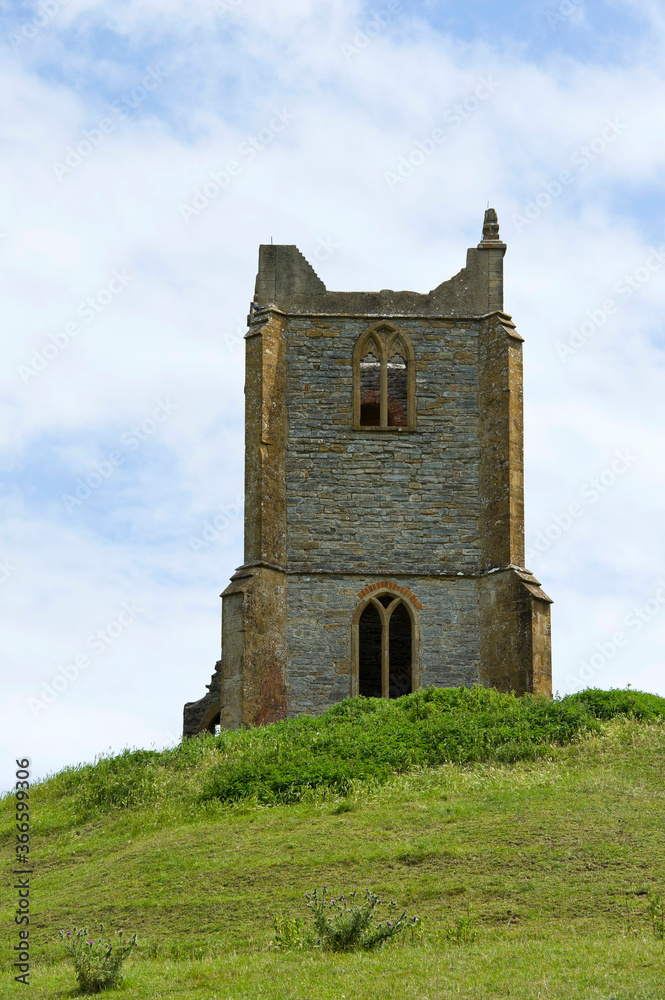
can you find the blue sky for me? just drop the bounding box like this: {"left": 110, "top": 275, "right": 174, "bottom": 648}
{"left": 1, "top": 0, "right": 665, "bottom": 791}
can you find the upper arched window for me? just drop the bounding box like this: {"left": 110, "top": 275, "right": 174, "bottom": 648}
{"left": 353, "top": 324, "right": 416, "bottom": 430}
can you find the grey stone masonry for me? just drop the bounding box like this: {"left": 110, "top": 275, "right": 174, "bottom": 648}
{"left": 286, "top": 574, "right": 480, "bottom": 717}
{"left": 285, "top": 316, "right": 482, "bottom": 577}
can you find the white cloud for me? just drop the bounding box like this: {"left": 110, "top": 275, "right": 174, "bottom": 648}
{"left": 2, "top": 0, "right": 665, "bottom": 789}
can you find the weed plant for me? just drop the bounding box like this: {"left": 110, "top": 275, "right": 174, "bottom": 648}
{"left": 269, "top": 916, "right": 314, "bottom": 952}
{"left": 647, "top": 891, "right": 664, "bottom": 939}
{"left": 58, "top": 925, "right": 137, "bottom": 993}
{"left": 299, "top": 888, "right": 418, "bottom": 952}
{"left": 443, "top": 907, "right": 477, "bottom": 945}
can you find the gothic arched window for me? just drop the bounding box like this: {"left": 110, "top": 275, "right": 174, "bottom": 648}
{"left": 354, "top": 593, "right": 416, "bottom": 699}
{"left": 353, "top": 324, "right": 416, "bottom": 430}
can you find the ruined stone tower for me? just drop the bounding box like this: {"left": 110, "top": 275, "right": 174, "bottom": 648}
{"left": 183, "top": 209, "right": 552, "bottom": 736}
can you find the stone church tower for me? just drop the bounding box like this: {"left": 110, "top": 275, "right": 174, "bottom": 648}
{"left": 183, "top": 209, "right": 552, "bottom": 736}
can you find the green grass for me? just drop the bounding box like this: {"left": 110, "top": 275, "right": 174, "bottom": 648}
{"left": 2, "top": 687, "right": 665, "bottom": 998}
{"left": 32, "top": 685, "right": 665, "bottom": 815}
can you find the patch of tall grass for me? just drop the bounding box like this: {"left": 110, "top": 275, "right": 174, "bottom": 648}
{"left": 199, "top": 686, "right": 599, "bottom": 805}
{"left": 565, "top": 686, "right": 665, "bottom": 721}
{"left": 7, "top": 687, "right": 665, "bottom": 819}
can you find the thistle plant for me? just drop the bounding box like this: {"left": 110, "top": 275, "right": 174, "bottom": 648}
{"left": 304, "top": 887, "right": 419, "bottom": 952}
{"left": 58, "top": 925, "right": 137, "bottom": 993}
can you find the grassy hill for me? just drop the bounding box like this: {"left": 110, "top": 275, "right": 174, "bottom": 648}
{"left": 2, "top": 687, "right": 665, "bottom": 999}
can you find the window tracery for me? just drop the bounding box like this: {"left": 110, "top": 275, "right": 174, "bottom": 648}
{"left": 353, "top": 324, "right": 416, "bottom": 430}
{"left": 356, "top": 594, "right": 414, "bottom": 699}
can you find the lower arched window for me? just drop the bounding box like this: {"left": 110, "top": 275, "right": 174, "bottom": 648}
{"left": 358, "top": 596, "right": 413, "bottom": 699}
{"left": 388, "top": 603, "right": 412, "bottom": 697}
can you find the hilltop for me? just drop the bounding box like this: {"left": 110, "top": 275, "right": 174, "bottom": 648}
{"left": 2, "top": 687, "right": 665, "bottom": 999}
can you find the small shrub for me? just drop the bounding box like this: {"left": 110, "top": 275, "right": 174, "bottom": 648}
{"left": 566, "top": 687, "right": 665, "bottom": 722}
{"left": 59, "top": 925, "right": 137, "bottom": 993}
{"left": 199, "top": 687, "right": 608, "bottom": 806}
{"left": 305, "top": 887, "right": 419, "bottom": 952}
{"left": 443, "top": 907, "right": 477, "bottom": 945}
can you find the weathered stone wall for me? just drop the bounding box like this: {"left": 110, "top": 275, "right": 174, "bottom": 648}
{"left": 478, "top": 313, "right": 526, "bottom": 570}
{"left": 286, "top": 574, "right": 480, "bottom": 716}
{"left": 478, "top": 568, "right": 552, "bottom": 695}
{"left": 218, "top": 308, "right": 289, "bottom": 728}
{"left": 243, "top": 312, "right": 287, "bottom": 568}
{"left": 219, "top": 591, "right": 243, "bottom": 728}
{"left": 220, "top": 566, "right": 288, "bottom": 727}
{"left": 254, "top": 242, "right": 507, "bottom": 318}
{"left": 531, "top": 591, "right": 553, "bottom": 697}
{"left": 284, "top": 316, "right": 483, "bottom": 576}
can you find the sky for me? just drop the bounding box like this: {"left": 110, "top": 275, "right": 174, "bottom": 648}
{"left": 1, "top": 0, "right": 664, "bottom": 793}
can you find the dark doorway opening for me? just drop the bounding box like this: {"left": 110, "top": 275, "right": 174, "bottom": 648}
{"left": 358, "top": 602, "right": 382, "bottom": 697}
{"left": 360, "top": 400, "right": 381, "bottom": 425}
{"left": 204, "top": 711, "right": 221, "bottom": 734}
{"left": 358, "top": 599, "right": 413, "bottom": 699}
{"left": 389, "top": 603, "right": 412, "bottom": 698}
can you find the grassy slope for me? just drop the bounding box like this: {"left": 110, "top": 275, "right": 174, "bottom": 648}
{"left": 2, "top": 708, "right": 665, "bottom": 997}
